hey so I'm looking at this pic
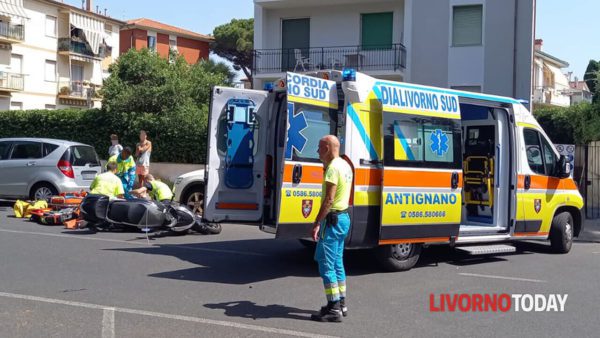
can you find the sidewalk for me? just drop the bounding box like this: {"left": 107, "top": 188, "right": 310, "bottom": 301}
{"left": 578, "top": 219, "right": 600, "bottom": 243}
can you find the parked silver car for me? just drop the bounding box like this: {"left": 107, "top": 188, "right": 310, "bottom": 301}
{"left": 173, "top": 169, "right": 205, "bottom": 216}
{"left": 0, "top": 138, "right": 101, "bottom": 200}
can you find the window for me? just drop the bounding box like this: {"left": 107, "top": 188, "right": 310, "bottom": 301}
{"left": 384, "top": 114, "right": 462, "bottom": 169}
{"left": 45, "top": 104, "right": 56, "bottom": 110}
{"left": 451, "top": 85, "right": 482, "bottom": 93}
{"left": 452, "top": 5, "right": 483, "bottom": 46}
{"left": 42, "top": 143, "right": 59, "bottom": 157}
{"left": 10, "top": 101, "right": 22, "bottom": 110}
{"left": 45, "top": 60, "right": 56, "bottom": 82}
{"left": 361, "top": 12, "right": 393, "bottom": 50}
{"left": 69, "top": 146, "right": 100, "bottom": 166}
{"left": 147, "top": 36, "right": 156, "bottom": 51}
{"left": 524, "top": 128, "right": 557, "bottom": 176}
{"left": 292, "top": 108, "right": 332, "bottom": 162}
{"left": 169, "top": 36, "right": 177, "bottom": 50}
{"left": 0, "top": 141, "right": 11, "bottom": 160}
{"left": 10, "top": 142, "right": 41, "bottom": 159}
{"left": 45, "top": 15, "right": 57, "bottom": 37}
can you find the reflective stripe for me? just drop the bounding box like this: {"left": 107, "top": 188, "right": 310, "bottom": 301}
{"left": 150, "top": 180, "right": 173, "bottom": 201}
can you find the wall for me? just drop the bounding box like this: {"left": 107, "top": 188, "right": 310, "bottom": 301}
{"left": 119, "top": 28, "right": 148, "bottom": 53}
{"left": 259, "top": 1, "right": 405, "bottom": 50}
{"left": 176, "top": 36, "right": 209, "bottom": 64}
{"left": 410, "top": 0, "right": 449, "bottom": 87}
{"left": 156, "top": 33, "right": 170, "bottom": 59}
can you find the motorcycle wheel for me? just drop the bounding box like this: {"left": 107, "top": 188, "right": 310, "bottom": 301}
{"left": 192, "top": 221, "right": 222, "bottom": 235}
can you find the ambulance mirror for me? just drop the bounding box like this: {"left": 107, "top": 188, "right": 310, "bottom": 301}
{"left": 557, "top": 155, "right": 571, "bottom": 178}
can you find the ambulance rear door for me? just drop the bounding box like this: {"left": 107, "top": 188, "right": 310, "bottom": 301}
{"left": 275, "top": 72, "right": 339, "bottom": 238}
{"left": 203, "top": 86, "right": 271, "bottom": 223}
{"left": 378, "top": 82, "right": 463, "bottom": 244}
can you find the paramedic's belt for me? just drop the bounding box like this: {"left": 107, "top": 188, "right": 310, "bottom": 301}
{"left": 326, "top": 209, "right": 348, "bottom": 226}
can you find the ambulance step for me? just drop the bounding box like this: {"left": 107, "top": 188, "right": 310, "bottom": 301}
{"left": 456, "top": 244, "right": 516, "bottom": 255}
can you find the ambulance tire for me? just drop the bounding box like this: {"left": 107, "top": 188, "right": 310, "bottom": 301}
{"left": 376, "top": 243, "right": 422, "bottom": 272}
{"left": 550, "top": 212, "right": 573, "bottom": 254}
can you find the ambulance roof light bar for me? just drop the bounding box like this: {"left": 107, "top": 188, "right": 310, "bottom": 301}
{"left": 263, "top": 82, "right": 274, "bottom": 92}
{"left": 342, "top": 68, "right": 356, "bottom": 82}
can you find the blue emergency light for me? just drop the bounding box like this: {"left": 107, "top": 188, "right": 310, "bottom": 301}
{"left": 263, "top": 82, "right": 274, "bottom": 92}
{"left": 342, "top": 68, "right": 356, "bottom": 82}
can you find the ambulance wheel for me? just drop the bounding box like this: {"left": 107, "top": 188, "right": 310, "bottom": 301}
{"left": 376, "top": 243, "right": 422, "bottom": 272}
{"left": 550, "top": 212, "right": 573, "bottom": 254}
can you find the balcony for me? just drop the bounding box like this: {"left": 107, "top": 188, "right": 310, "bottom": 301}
{"left": 0, "top": 72, "right": 24, "bottom": 91}
{"left": 57, "top": 81, "right": 102, "bottom": 107}
{"left": 58, "top": 38, "right": 105, "bottom": 61}
{"left": 0, "top": 21, "right": 24, "bottom": 43}
{"left": 253, "top": 44, "right": 407, "bottom": 75}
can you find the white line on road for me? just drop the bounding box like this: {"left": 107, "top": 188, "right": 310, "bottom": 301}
{"left": 0, "top": 291, "right": 337, "bottom": 338}
{"left": 102, "top": 307, "right": 115, "bottom": 338}
{"left": 458, "top": 273, "right": 547, "bottom": 283}
{"left": 593, "top": 252, "right": 600, "bottom": 254}
{"left": 0, "top": 228, "right": 268, "bottom": 257}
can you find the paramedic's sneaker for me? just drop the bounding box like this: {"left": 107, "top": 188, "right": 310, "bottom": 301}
{"left": 311, "top": 302, "right": 342, "bottom": 322}
{"left": 340, "top": 298, "right": 348, "bottom": 317}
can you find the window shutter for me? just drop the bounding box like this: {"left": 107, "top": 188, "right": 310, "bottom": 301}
{"left": 361, "top": 12, "right": 393, "bottom": 50}
{"left": 452, "top": 5, "right": 483, "bottom": 46}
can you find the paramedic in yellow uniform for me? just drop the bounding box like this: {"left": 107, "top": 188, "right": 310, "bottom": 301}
{"left": 311, "top": 135, "right": 353, "bottom": 322}
{"left": 90, "top": 161, "right": 125, "bottom": 198}
{"left": 130, "top": 174, "right": 174, "bottom": 204}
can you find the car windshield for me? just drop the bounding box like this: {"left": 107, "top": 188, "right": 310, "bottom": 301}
{"left": 70, "top": 146, "right": 100, "bottom": 166}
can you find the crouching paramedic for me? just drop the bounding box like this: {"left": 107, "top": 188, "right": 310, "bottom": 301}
{"left": 130, "top": 174, "right": 173, "bottom": 204}
{"left": 90, "top": 161, "right": 124, "bottom": 198}
{"left": 107, "top": 147, "right": 136, "bottom": 199}
{"left": 310, "top": 135, "right": 353, "bottom": 323}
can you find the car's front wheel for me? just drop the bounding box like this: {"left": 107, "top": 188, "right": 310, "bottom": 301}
{"left": 182, "top": 185, "right": 204, "bottom": 217}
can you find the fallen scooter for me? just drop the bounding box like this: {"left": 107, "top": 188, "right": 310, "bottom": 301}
{"left": 80, "top": 194, "right": 221, "bottom": 235}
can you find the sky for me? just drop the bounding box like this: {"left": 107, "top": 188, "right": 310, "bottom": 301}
{"left": 65, "top": 0, "right": 597, "bottom": 80}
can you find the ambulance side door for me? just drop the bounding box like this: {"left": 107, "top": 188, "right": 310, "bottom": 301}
{"left": 203, "top": 87, "right": 271, "bottom": 223}
{"left": 275, "top": 73, "right": 339, "bottom": 238}
{"left": 380, "top": 112, "right": 463, "bottom": 243}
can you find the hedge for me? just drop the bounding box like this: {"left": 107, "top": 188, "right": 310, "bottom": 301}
{"left": 0, "top": 108, "right": 208, "bottom": 164}
{"left": 533, "top": 103, "right": 600, "bottom": 145}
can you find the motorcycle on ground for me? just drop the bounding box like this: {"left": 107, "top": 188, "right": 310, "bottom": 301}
{"left": 80, "top": 194, "right": 221, "bottom": 235}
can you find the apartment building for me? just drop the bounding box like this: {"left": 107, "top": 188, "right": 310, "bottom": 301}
{"left": 0, "top": 0, "right": 123, "bottom": 110}
{"left": 253, "top": 0, "right": 534, "bottom": 104}
{"left": 531, "top": 39, "right": 571, "bottom": 107}
{"left": 120, "top": 18, "right": 212, "bottom": 65}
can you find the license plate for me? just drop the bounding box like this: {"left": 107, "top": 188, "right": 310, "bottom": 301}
{"left": 82, "top": 172, "right": 97, "bottom": 180}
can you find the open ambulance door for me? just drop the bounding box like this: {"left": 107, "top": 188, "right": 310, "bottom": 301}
{"left": 378, "top": 88, "right": 463, "bottom": 251}
{"left": 274, "top": 72, "right": 340, "bottom": 238}
{"left": 203, "top": 86, "right": 271, "bottom": 223}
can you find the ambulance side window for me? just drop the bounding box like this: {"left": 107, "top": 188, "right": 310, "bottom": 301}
{"left": 523, "top": 128, "right": 556, "bottom": 176}
{"left": 383, "top": 114, "right": 461, "bottom": 169}
{"left": 289, "top": 103, "right": 335, "bottom": 163}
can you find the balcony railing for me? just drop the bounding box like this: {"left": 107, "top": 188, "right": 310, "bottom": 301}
{"left": 58, "top": 81, "right": 101, "bottom": 100}
{"left": 0, "top": 21, "right": 24, "bottom": 41}
{"left": 58, "top": 38, "right": 109, "bottom": 59}
{"left": 253, "top": 44, "right": 407, "bottom": 75}
{"left": 0, "top": 72, "right": 24, "bottom": 91}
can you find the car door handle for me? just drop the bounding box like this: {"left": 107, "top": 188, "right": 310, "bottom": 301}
{"left": 524, "top": 175, "right": 531, "bottom": 190}
{"left": 451, "top": 172, "right": 459, "bottom": 189}
{"left": 292, "top": 164, "right": 302, "bottom": 184}
{"left": 26, "top": 161, "right": 36, "bottom": 166}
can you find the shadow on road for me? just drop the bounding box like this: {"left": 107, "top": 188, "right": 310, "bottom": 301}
{"left": 204, "top": 301, "right": 314, "bottom": 321}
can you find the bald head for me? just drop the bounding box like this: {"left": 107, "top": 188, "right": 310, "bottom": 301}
{"left": 318, "top": 135, "right": 340, "bottom": 165}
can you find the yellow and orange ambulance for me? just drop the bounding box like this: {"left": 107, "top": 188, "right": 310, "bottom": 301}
{"left": 203, "top": 70, "right": 583, "bottom": 271}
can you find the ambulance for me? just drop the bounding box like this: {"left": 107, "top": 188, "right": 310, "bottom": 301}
{"left": 202, "top": 70, "right": 583, "bottom": 271}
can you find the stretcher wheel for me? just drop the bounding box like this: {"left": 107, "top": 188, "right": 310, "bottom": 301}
{"left": 376, "top": 243, "right": 422, "bottom": 272}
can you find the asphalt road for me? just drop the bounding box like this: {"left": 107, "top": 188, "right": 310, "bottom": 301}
{"left": 1, "top": 202, "right": 599, "bottom": 338}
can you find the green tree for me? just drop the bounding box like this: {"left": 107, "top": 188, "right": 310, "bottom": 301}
{"left": 212, "top": 18, "right": 254, "bottom": 85}
{"left": 584, "top": 60, "right": 599, "bottom": 96}
{"left": 197, "top": 58, "right": 236, "bottom": 85}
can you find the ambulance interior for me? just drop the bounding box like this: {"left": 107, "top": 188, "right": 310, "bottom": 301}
{"left": 459, "top": 104, "right": 511, "bottom": 234}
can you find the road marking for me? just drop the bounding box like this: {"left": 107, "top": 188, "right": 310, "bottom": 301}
{"left": 102, "top": 307, "right": 115, "bottom": 338}
{"left": 0, "top": 228, "right": 268, "bottom": 257}
{"left": 458, "top": 273, "right": 547, "bottom": 283}
{"left": 0, "top": 291, "right": 337, "bottom": 338}
{"left": 592, "top": 252, "right": 600, "bottom": 254}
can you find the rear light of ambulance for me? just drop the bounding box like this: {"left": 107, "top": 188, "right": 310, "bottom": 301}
{"left": 57, "top": 160, "right": 75, "bottom": 178}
